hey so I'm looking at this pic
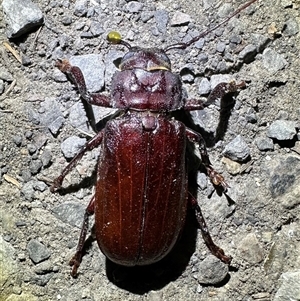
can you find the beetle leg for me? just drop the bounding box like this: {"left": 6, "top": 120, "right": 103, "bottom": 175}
{"left": 69, "top": 195, "right": 95, "bottom": 277}
{"left": 50, "top": 131, "right": 104, "bottom": 192}
{"left": 55, "top": 59, "right": 112, "bottom": 107}
{"left": 185, "top": 128, "right": 229, "bottom": 190}
{"left": 183, "top": 81, "right": 245, "bottom": 111}
{"left": 189, "top": 193, "right": 232, "bottom": 264}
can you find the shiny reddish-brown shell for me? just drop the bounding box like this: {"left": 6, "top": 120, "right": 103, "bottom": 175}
{"left": 94, "top": 113, "right": 187, "bottom": 265}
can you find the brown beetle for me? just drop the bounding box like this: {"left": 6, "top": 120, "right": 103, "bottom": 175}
{"left": 51, "top": 0, "right": 258, "bottom": 276}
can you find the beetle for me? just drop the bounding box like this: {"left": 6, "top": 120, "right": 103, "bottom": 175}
{"left": 51, "top": 0, "right": 258, "bottom": 277}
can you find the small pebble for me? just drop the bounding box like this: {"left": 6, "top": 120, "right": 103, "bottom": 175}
{"left": 255, "top": 137, "right": 274, "bottom": 151}
{"left": 27, "top": 239, "right": 51, "bottom": 264}
{"left": 197, "top": 255, "right": 229, "bottom": 285}
{"left": 223, "top": 135, "right": 250, "bottom": 162}
{"left": 60, "top": 136, "right": 86, "bottom": 160}
{"left": 267, "top": 120, "right": 297, "bottom": 141}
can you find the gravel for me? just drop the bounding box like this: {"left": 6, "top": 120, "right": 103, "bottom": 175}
{"left": 1, "top": 0, "right": 300, "bottom": 300}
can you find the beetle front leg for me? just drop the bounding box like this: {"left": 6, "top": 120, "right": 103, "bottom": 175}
{"left": 69, "top": 195, "right": 95, "bottom": 277}
{"left": 55, "top": 59, "right": 112, "bottom": 107}
{"left": 186, "top": 128, "right": 228, "bottom": 190}
{"left": 50, "top": 131, "right": 104, "bottom": 192}
{"left": 189, "top": 194, "right": 232, "bottom": 264}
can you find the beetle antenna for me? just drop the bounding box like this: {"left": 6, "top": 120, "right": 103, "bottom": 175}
{"left": 165, "top": 0, "right": 258, "bottom": 52}
{"left": 107, "top": 31, "right": 132, "bottom": 49}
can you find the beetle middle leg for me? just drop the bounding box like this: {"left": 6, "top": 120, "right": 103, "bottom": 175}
{"left": 184, "top": 81, "right": 245, "bottom": 111}
{"left": 186, "top": 128, "right": 228, "bottom": 190}
{"left": 50, "top": 130, "right": 104, "bottom": 192}
{"left": 189, "top": 193, "right": 232, "bottom": 264}
{"left": 69, "top": 195, "right": 95, "bottom": 277}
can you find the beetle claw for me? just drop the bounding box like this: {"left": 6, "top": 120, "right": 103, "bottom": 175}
{"left": 69, "top": 254, "right": 81, "bottom": 277}
{"left": 206, "top": 166, "right": 229, "bottom": 191}
{"left": 50, "top": 176, "right": 63, "bottom": 193}
{"left": 55, "top": 59, "right": 72, "bottom": 73}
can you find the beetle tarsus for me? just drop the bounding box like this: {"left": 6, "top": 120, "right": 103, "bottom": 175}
{"left": 69, "top": 253, "right": 81, "bottom": 277}
{"left": 69, "top": 196, "right": 95, "bottom": 277}
{"left": 191, "top": 197, "right": 232, "bottom": 264}
{"left": 50, "top": 175, "right": 64, "bottom": 192}
{"left": 55, "top": 59, "right": 72, "bottom": 73}
{"left": 206, "top": 166, "right": 229, "bottom": 191}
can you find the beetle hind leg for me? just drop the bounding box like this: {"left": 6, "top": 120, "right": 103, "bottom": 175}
{"left": 69, "top": 195, "right": 95, "bottom": 277}
{"left": 189, "top": 194, "right": 232, "bottom": 264}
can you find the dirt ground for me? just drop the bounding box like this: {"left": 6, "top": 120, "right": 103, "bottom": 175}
{"left": 1, "top": 0, "right": 300, "bottom": 300}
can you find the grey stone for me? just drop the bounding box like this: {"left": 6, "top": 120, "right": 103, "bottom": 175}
{"left": 170, "top": 11, "right": 191, "bottom": 26}
{"left": 69, "top": 102, "right": 89, "bottom": 132}
{"left": 13, "top": 135, "right": 23, "bottom": 147}
{"left": 229, "top": 35, "right": 242, "bottom": 44}
{"left": 197, "top": 255, "right": 229, "bottom": 285}
{"left": 216, "top": 41, "right": 226, "bottom": 53}
{"left": 238, "top": 44, "right": 257, "bottom": 63}
{"left": 154, "top": 10, "right": 169, "bottom": 34}
{"left": 255, "top": 137, "right": 274, "bottom": 151}
{"left": 223, "top": 135, "right": 250, "bottom": 162}
{"left": 210, "top": 74, "right": 234, "bottom": 89}
{"left": 61, "top": 16, "right": 72, "bottom": 26}
{"left": 90, "top": 21, "right": 104, "bottom": 37}
{"left": 31, "top": 274, "right": 53, "bottom": 286}
{"left": 34, "top": 261, "right": 54, "bottom": 275}
{"left": 195, "top": 38, "right": 205, "bottom": 50}
{"left": 69, "top": 54, "right": 105, "bottom": 92}
{"left": 268, "top": 156, "right": 300, "bottom": 198}
{"left": 267, "top": 120, "right": 297, "bottom": 141}
{"left": 48, "top": 116, "right": 65, "bottom": 136}
{"left": 283, "top": 18, "right": 299, "bottom": 36}
{"left": 238, "top": 233, "right": 264, "bottom": 264}
{"left": 40, "top": 149, "right": 52, "bottom": 167}
{"left": 141, "top": 11, "right": 154, "bottom": 23}
{"left": 27, "top": 144, "right": 37, "bottom": 155}
{"left": 39, "top": 97, "right": 64, "bottom": 129}
{"left": 0, "top": 236, "right": 18, "bottom": 290}
{"left": 21, "top": 181, "right": 35, "bottom": 201}
{"left": 0, "top": 79, "right": 4, "bottom": 94}
{"left": 33, "top": 181, "right": 47, "bottom": 192}
{"left": 29, "top": 159, "right": 43, "bottom": 175}
{"left": 74, "top": 0, "right": 88, "bottom": 17}
{"left": 2, "top": 0, "right": 43, "bottom": 38}
{"left": 274, "top": 271, "right": 300, "bottom": 301}
{"left": 52, "top": 202, "right": 85, "bottom": 228}
{"left": 21, "top": 169, "right": 32, "bottom": 182}
{"left": 0, "top": 67, "right": 14, "bottom": 82}
{"left": 280, "top": 183, "right": 300, "bottom": 209}
{"left": 125, "top": 1, "right": 143, "bottom": 13}
{"left": 197, "top": 172, "right": 207, "bottom": 190}
{"left": 27, "top": 239, "right": 51, "bottom": 264}
{"left": 262, "top": 48, "right": 288, "bottom": 73}
{"left": 281, "top": 0, "right": 293, "bottom": 7}
{"left": 251, "top": 33, "right": 270, "bottom": 52}
{"left": 60, "top": 136, "right": 86, "bottom": 160}
{"left": 198, "top": 78, "right": 211, "bottom": 95}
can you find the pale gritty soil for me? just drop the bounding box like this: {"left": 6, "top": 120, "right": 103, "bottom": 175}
{"left": 1, "top": 0, "right": 300, "bottom": 300}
